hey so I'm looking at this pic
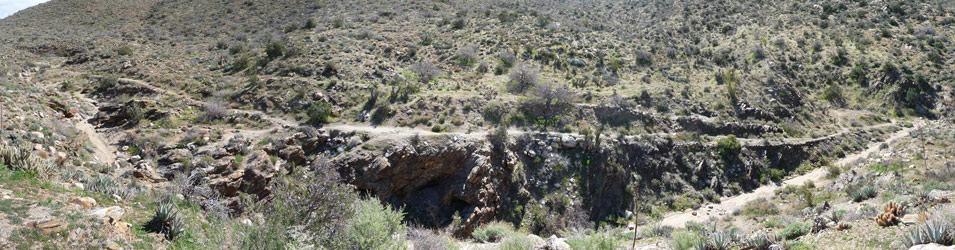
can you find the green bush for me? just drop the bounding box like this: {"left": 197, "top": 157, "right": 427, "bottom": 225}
{"left": 371, "top": 102, "right": 394, "bottom": 125}
{"left": 717, "top": 135, "right": 741, "bottom": 159}
{"left": 345, "top": 198, "right": 407, "bottom": 249}
{"left": 116, "top": 46, "right": 133, "bottom": 56}
{"left": 471, "top": 223, "right": 513, "bottom": 243}
{"left": 500, "top": 234, "right": 535, "bottom": 250}
{"left": 266, "top": 41, "right": 286, "bottom": 60}
{"left": 123, "top": 101, "right": 145, "bottom": 126}
{"left": 741, "top": 198, "right": 779, "bottom": 216}
{"left": 781, "top": 222, "right": 811, "bottom": 240}
{"left": 670, "top": 230, "right": 699, "bottom": 250}
{"left": 306, "top": 102, "right": 333, "bottom": 126}
{"left": 567, "top": 231, "right": 616, "bottom": 250}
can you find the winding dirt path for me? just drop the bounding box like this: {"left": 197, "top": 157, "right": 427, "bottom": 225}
{"left": 659, "top": 121, "right": 919, "bottom": 228}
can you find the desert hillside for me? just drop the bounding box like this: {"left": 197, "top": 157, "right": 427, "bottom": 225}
{"left": 0, "top": 0, "right": 953, "bottom": 249}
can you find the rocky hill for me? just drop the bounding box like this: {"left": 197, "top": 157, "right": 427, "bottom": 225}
{"left": 0, "top": 0, "right": 953, "bottom": 249}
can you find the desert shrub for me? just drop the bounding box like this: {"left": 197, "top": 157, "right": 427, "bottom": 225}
{"left": 306, "top": 102, "right": 333, "bottom": 126}
{"left": 641, "top": 224, "right": 674, "bottom": 238}
{"left": 322, "top": 61, "right": 339, "bottom": 76}
{"left": 750, "top": 46, "right": 766, "bottom": 61}
{"left": 508, "top": 64, "right": 539, "bottom": 93}
{"left": 455, "top": 45, "right": 479, "bottom": 66}
{"left": 489, "top": 124, "right": 508, "bottom": 148}
{"left": 412, "top": 60, "right": 440, "bottom": 83}
{"left": 452, "top": 18, "right": 466, "bottom": 29}
{"left": 781, "top": 221, "right": 811, "bottom": 240}
{"left": 408, "top": 227, "right": 456, "bottom": 250}
{"left": 144, "top": 202, "right": 185, "bottom": 240}
{"left": 498, "top": 51, "right": 516, "bottom": 68}
{"left": 822, "top": 84, "right": 846, "bottom": 107}
{"left": 482, "top": 101, "right": 510, "bottom": 124}
{"left": 471, "top": 222, "right": 514, "bottom": 243}
{"left": 116, "top": 46, "right": 133, "bottom": 56}
{"left": 123, "top": 101, "right": 145, "bottom": 126}
{"left": 198, "top": 102, "right": 228, "bottom": 123}
{"left": 371, "top": 102, "right": 394, "bottom": 125}
{"left": 741, "top": 198, "right": 779, "bottom": 216}
{"left": 830, "top": 48, "right": 848, "bottom": 66}
{"left": 266, "top": 41, "right": 286, "bottom": 60}
{"left": 344, "top": 198, "right": 407, "bottom": 249}
{"left": 233, "top": 54, "right": 253, "bottom": 72}
{"left": 670, "top": 230, "right": 699, "bottom": 250}
{"left": 717, "top": 135, "right": 741, "bottom": 159}
{"left": 636, "top": 50, "right": 653, "bottom": 66}
{"left": 566, "top": 231, "right": 616, "bottom": 250}
{"left": 826, "top": 165, "right": 843, "bottom": 179}
{"left": 500, "top": 234, "right": 535, "bottom": 250}
{"left": 850, "top": 62, "right": 869, "bottom": 86}
{"left": 243, "top": 165, "right": 358, "bottom": 248}
{"left": 303, "top": 19, "right": 317, "bottom": 29}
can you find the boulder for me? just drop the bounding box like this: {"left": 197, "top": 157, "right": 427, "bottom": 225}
{"left": 909, "top": 244, "right": 955, "bottom": 250}
{"left": 209, "top": 170, "right": 245, "bottom": 197}
{"left": 158, "top": 149, "right": 191, "bottom": 165}
{"left": 70, "top": 196, "right": 97, "bottom": 208}
{"left": 131, "top": 161, "right": 165, "bottom": 183}
{"left": 540, "top": 235, "right": 571, "bottom": 250}
{"left": 241, "top": 150, "right": 277, "bottom": 198}
{"left": 27, "top": 220, "right": 68, "bottom": 235}
{"left": 279, "top": 145, "right": 307, "bottom": 165}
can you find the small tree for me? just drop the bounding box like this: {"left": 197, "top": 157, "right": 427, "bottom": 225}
{"left": 508, "top": 64, "right": 539, "bottom": 93}
{"left": 525, "top": 81, "right": 575, "bottom": 129}
{"left": 717, "top": 135, "right": 741, "bottom": 160}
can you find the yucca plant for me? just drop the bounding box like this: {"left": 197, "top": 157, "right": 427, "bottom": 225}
{"left": 904, "top": 221, "right": 954, "bottom": 247}
{"left": 850, "top": 186, "right": 877, "bottom": 202}
{"left": 145, "top": 202, "right": 185, "bottom": 240}
{"left": 695, "top": 230, "right": 736, "bottom": 250}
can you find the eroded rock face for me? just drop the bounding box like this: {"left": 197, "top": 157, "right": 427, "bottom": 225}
{"left": 328, "top": 137, "right": 517, "bottom": 236}
{"left": 308, "top": 124, "right": 895, "bottom": 236}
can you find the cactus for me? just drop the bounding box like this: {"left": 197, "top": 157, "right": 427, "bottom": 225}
{"left": 876, "top": 202, "right": 905, "bottom": 227}
{"left": 876, "top": 212, "right": 900, "bottom": 227}
{"left": 884, "top": 201, "right": 906, "bottom": 217}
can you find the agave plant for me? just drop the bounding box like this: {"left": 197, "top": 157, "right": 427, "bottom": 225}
{"left": 904, "top": 221, "right": 954, "bottom": 247}
{"left": 145, "top": 202, "right": 185, "bottom": 240}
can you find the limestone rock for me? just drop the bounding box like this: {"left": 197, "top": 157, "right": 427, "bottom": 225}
{"left": 540, "top": 235, "right": 571, "bottom": 250}
{"left": 909, "top": 244, "right": 955, "bottom": 250}
{"left": 28, "top": 220, "right": 67, "bottom": 235}
{"left": 279, "top": 145, "right": 307, "bottom": 165}
{"left": 70, "top": 196, "right": 97, "bottom": 208}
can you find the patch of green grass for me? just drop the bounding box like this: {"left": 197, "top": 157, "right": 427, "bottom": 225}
{"left": 869, "top": 163, "right": 903, "bottom": 174}
{"left": 669, "top": 230, "right": 699, "bottom": 250}
{"left": 566, "top": 231, "right": 617, "bottom": 250}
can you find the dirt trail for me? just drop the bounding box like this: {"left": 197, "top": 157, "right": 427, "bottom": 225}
{"left": 659, "top": 121, "right": 917, "bottom": 228}
{"left": 73, "top": 93, "right": 117, "bottom": 166}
